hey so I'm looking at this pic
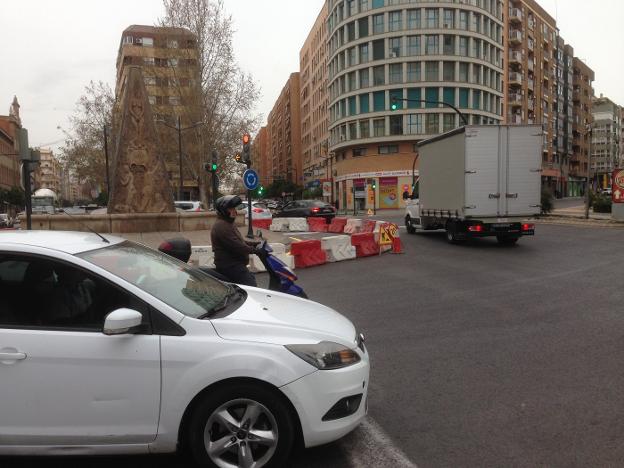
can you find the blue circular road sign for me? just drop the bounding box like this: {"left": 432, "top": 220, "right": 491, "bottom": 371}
{"left": 243, "top": 169, "right": 259, "bottom": 190}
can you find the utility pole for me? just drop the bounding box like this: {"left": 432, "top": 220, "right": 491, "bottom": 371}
{"left": 177, "top": 116, "right": 183, "bottom": 201}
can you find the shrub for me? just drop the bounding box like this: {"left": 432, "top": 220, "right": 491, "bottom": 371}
{"left": 541, "top": 187, "right": 554, "bottom": 214}
{"left": 592, "top": 194, "right": 612, "bottom": 213}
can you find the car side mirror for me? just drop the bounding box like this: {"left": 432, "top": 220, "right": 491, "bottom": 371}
{"left": 103, "top": 308, "right": 143, "bottom": 336}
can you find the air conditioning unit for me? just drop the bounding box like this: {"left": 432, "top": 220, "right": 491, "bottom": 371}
{"left": 135, "top": 38, "right": 143, "bottom": 44}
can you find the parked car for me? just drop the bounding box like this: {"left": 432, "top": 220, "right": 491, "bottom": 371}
{"left": 600, "top": 187, "right": 612, "bottom": 196}
{"left": 237, "top": 201, "right": 273, "bottom": 220}
{"left": 0, "top": 213, "right": 13, "bottom": 228}
{"left": 174, "top": 200, "right": 204, "bottom": 212}
{"left": 275, "top": 200, "right": 336, "bottom": 221}
{"left": 0, "top": 231, "right": 369, "bottom": 466}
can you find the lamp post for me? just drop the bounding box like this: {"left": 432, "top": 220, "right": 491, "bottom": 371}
{"left": 156, "top": 117, "right": 206, "bottom": 200}
{"left": 391, "top": 96, "right": 468, "bottom": 126}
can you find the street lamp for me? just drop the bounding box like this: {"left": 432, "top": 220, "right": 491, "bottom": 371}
{"left": 391, "top": 96, "right": 468, "bottom": 126}
{"left": 156, "top": 116, "right": 206, "bottom": 200}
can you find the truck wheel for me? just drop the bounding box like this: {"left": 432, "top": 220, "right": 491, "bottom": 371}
{"left": 405, "top": 215, "right": 416, "bottom": 234}
{"left": 497, "top": 236, "right": 519, "bottom": 246}
{"left": 187, "top": 383, "right": 295, "bottom": 468}
{"left": 445, "top": 221, "right": 463, "bottom": 244}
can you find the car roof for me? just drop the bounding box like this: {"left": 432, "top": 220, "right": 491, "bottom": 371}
{"left": 0, "top": 231, "right": 125, "bottom": 255}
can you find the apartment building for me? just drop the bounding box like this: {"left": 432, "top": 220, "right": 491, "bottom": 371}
{"left": 570, "top": 57, "right": 594, "bottom": 192}
{"left": 0, "top": 97, "right": 22, "bottom": 191}
{"left": 300, "top": 3, "right": 330, "bottom": 192}
{"left": 252, "top": 126, "right": 271, "bottom": 187}
{"left": 115, "top": 25, "right": 201, "bottom": 200}
{"left": 266, "top": 73, "right": 302, "bottom": 185}
{"left": 591, "top": 96, "right": 622, "bottom": 189}
{"left": 34, "top": 148, "right": 62, "bottom": 195}
{"left": 327, "top": 0, "right": 505, "bottom": 210}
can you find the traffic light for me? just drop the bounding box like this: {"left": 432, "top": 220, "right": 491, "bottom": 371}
{"left": 211, "top": 150, "right": 218, "bottom": 172}
{"left": 258, "top": 185, "right": 264, "bottom": 195}
{"left": 242, "top": 133, "right": 251, "bottom": 164}
{"left": 211, "top": 162, "right": 218, "bottom": 171}
{"left": 372, "top": 180, "right": 377, "bottom": 189}
{"left": 390, "top": 96, "right": 400, "bottom": 111}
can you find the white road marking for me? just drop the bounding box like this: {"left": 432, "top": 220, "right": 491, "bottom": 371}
{"left": 344, "top": 417, "right": 418, "bottom": 468}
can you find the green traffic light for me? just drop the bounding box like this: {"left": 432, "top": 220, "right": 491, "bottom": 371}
{"left": 211, "top": 163, "right": 218, "bottom": 171}
{"left": 391, "top": 103, "right": 398, "bottom": 111}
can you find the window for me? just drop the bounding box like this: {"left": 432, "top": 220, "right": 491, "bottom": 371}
{"left": 389, "top": 89, "right": 403, "bottom": 109}
{"left": 360, "top": 94, "right": 370, "bottom": 113}
{"left": 389, "top": 11, "right": 402, "bottom": 31}
{"left": 425, "top": 87, "right": 439, "bottom": 107}
{"left": 407, "top": 9, "right": 421, "bottom": 29}
{"left": 353, "top": 147, "right": 367, "bottom": 157}
{"left": 443, "top": 35, "right": 455, "bottom": 55}
{"left": 347, "top": 22, "right": 356, "bottom": 41}
{"left": 425, "top": 62, "right": 439, "bottom": 81}
{"left": 142, "top": 37, "right": 154, "bottom": 47}
{"left": 349, "top": 122, "right": 357, "bottom": 138}
{"left": 426, "top": 9, "right": 438, "bottom": 28}
{"left": 459, "top": 11, "right": 468, "bottom": 30}
{"left": 407, "top": 62, "right": 421, "bottom": 82}
{"left": 0, "top": 255, "right": 148, "bottom": 330}
{"left": 378, "top": 145, "right": 399, "bottom": 154}
{"left": 360, "top": 119, "right": 370, "bottom": 138}
{"left": 443, "top": 62, "right": 455, "bottom": 81}
{"left": 359, "top": 18, "right": 369, "bottom": 37}
{"left": 167, "top": 39, "right": 178, "bottom": 48}
{"left": 407, "top": 88, "right": 422, "bottom": 108}
{"left": 426, "top": 114, "right": 439, "bottom": 134}
{"left": 459, "top": 62, "right": 469, "bottom": 81}
{"left": 373, "top": 65, "right": 385, "bottom": 85}
{"left": 473, "top": 90, "right": 481, "bottom": 109}
{"left": 459, "top": 37, "right": 468, "bottom": 56}
{"left": 168, "top": 58, "right": 178, "bottom": 67}
{"left": 349, "top": 96, "right": 357, "bottom": 115}
{"left": 443, "top": 87, "right": 455, "bottom": 106}
{"left": 373, "top": 118, "right": 385, "bottom": 136}
{"left": 407, "top": 114, "right": 424, "bottom": 134}
{"left": 143, "top": 57, "right": 155, "bottom": 66}
{"left": 148, "top": 96, "right": 156, "bottom": 105}
{"left": 144, "top": 76, "right": 157, "bottom": 86}
{"left": 390, "top": 115, "right": 403, "bottom": 135}
{"left": 406, "top": 36, "right": 420, "bottom": 56}
{"left": 360, "top": 43, "right": 369, "bottom": 63}
{"left": 349, "top": 71, "right": 357, "bottom": 90}
{"left": 443, "top": 114, "right": 456, "bottom": 131}
{"left": 389, "top": 64, "right": 403, "bottom": 83}
{"left": 349, "top": 47, "right": 357, "bottom": 66}
{"left": 443, "top": 9, "right": 454, "bottom": 28}
{"left": 372, "top": 0, "right": 384, "bottom": 8}
{"left": 389, "top": 37, "right": 401, "bottom": 57}
{"left": 425, "top": 35, "right": 439, "bottom": 55}
{"left": 472, "top": 64, "right": 481, "bottom": 84}
{"left": 373, "top": 39, "right": 385, "bottom": 60}
{"left": 360, "top": 68, "right": 370, "bottom": 88}
{"left": 360, "top": 0, "right": 370, "bottom": 12}
{"left": 373, "top": 14, "right": 385, "bottom": 34}
{"left": 373, "top": 91, "right": 385, "bottom": 111}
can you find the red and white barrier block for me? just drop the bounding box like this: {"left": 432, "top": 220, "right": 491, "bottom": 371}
{"left": 321, "top": 235, "right": 356, "bottom": 262}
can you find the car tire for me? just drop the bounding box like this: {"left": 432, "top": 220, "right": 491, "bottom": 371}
{"left": 188, "top": 382, "right": 295, "bottom": 468}
{"left": 405, "top": 215, "right": 416, "bottom": 234}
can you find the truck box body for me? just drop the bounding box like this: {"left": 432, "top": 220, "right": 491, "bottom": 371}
{"left": 418, "top": 125, "right": 542, "bottom": 219}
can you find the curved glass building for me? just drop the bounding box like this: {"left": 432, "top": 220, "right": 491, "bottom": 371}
{"left": 326, "top": 0, "right": 505, "bottom": 209}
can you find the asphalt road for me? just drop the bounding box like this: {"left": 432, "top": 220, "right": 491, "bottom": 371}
{"left": 5, "top": 222, "right": 624, "bottom": 467}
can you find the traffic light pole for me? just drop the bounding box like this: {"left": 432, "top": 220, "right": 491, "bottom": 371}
{"left": 246, "top": 161, "right": 254, "bottom": 239}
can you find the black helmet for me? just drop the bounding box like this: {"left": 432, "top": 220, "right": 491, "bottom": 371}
{"left": 215, "top": 195, "right": 242, "bottom": 218}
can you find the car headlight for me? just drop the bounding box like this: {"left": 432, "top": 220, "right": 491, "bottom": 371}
{"left": 285, "top": 341, "right": 361, "bottom": 370}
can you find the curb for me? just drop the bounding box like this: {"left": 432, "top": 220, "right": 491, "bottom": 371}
{"left": 533, "top": 216, "right": 624, "bottom": 228}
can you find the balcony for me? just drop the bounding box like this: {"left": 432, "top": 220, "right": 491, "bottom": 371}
{"left": 509, "top": 30, "right": 523, "bottom": 44}
{"left": 509, "top": 72, "right": 523, "bottom": 86}
{"left": 527, "top": 79, "right": 534, "bottom": 90}
{"left": 509, "top": 8, "right": 523, "bottom": 23}
{"left": 509, "top": 51, "right": 522, "bottom": 64}
{"left": 528, "top": 39, "right": 534, "bottom": 51}
{"left": 509, "top": 93, "right": 523, "bottom": 106}
{"left": 527, "top": 61, "right": 534, "bottom": 72}
{"left": 528, "top": 99, "right": 535, "bottom": 111}
{"left": 543, "top": 53, "right": 550, "bottom": 63}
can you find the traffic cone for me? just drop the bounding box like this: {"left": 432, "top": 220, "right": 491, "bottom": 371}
{"left": 392, "top": 237, "right": 403, "bottom": 254}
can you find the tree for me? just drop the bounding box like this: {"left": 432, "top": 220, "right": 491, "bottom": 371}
{"left": 159, "top": 0, "right": 261, "bottom": 203}
{"left": 59, "top": 81, "right": 114, "bottom": 193}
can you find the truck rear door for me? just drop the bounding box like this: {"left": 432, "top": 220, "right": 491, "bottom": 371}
{"left": 504, "top": 126, "right": 542, "bottom": 217}
{"left": 464, "top": 126, "right": 501, "bottom": 217}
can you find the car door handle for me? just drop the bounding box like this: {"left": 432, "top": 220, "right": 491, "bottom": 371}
{"left": 0, "top": 352, "right": 27, "bottom": 361}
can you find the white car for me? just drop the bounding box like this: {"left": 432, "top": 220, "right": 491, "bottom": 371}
{"left": 237, "top": 201, "right": 273, "bottom": 220}
{"left": 175, "top": 200, "right": 205, "bottom": 212}
{"left": 0, "top": 231, "right": 369, "bottom": 467}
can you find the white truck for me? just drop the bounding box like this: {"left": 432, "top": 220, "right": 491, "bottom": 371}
{"left": 405, "top": 125, "right": 542, "bottom": 245}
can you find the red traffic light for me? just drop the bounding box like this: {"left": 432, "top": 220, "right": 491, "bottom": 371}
{"left": 242, "top": 133, "right": 251, "bottom": 145}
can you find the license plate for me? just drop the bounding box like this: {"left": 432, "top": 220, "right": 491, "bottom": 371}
{"left": 492, "top": 223, "right": 511, "bottom": 228}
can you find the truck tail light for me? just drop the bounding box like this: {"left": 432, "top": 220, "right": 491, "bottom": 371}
{"left": 522, "top": 223, "right": 534, "bottom": 231}
{"left": 468, "top": 224, "right": 483, "bottom": 232}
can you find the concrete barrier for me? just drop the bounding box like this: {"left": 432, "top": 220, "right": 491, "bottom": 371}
{"left": 344, "top": 218, "right": 362, "bottom": 234}
{"left": 287, "top": 218, "right": 309, "bottom": 232}
{"left": 321, "top": 235, "right": 356, "bottom": 262}
{"left": 270, "top": 218, "right": 291, "bottom": 232}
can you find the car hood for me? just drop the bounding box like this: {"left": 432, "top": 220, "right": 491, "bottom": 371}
{"left": 211, "top": 288, "right": 358, "bottom": 347}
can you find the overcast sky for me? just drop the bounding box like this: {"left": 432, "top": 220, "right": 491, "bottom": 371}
{"left": 0, "top": 0, "right": 622, "bottom": 153}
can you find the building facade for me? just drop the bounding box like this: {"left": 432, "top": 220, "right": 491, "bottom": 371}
{"left": 570, "top": 57, "right": 594, "bottom": 193}
{"left": 34, "top": 148, "right": 62, "bottom": 196}
{"left": 266, "top": 73, "right": 302, "bottom": 185}
{"left": 0, "top": 97, "right": 22, "bottom": 192}
{"left": 115, "top": 25, "right": 201, "bottom": 200}
{"left": 327, "top": 0, "right": 505, "bottom": 210}
{"left": 252, "top": 126, "right": 271, "bottom": 187}
{"left": 300, "top": 3, "right": 330, "bottom": 192}
{"left": 591, "top": 96, "right": 622, "bottom": 190}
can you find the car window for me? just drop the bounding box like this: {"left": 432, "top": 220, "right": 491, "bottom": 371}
{"left": 312, "top": 201, "right": 327, "bottom": 207}
{"left": 79, "top": 241, "right": 230, "bottom": 319}
{"left": 0, "top": 254, "right": 149, "bottom": 331}
{"left": 253, "top": 203, "right": 267, "bottom": 209}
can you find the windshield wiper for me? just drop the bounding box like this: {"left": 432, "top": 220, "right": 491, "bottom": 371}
{"left": 198, "top": 284, "right": 246, "bottom": 319}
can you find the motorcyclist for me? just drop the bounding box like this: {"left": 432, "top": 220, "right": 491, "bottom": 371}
{"left": 211, "top": 195, "right": 261, "bottom": 287}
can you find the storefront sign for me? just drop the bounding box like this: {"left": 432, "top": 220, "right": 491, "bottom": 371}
{"left": 322, "top": 181, "right": 332, "bottom": 197}
{"left": 379, "top": 177, "right": 398, "bottom": 209}
{"left": 613, "top": 169, "right": 624, "bottom": 203}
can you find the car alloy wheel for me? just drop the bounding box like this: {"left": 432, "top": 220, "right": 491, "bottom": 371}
{"left": 189, "top": 383, "right": 294, "bottom": 468}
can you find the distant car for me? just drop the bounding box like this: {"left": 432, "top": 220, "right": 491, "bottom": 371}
{"left": 174, "top": 201, "right": 204, "bottom": 212}
{"left": 0, "top": 214, "right": 13, "bottom": 228}
{"left": 601, "top": 187, "right": 612, "bottom": 196}
{"left": 237, "top": 201, "right": 273, "bottom": 220}
{"left": 275, "top": 200, "right": 336, "bottom": 221}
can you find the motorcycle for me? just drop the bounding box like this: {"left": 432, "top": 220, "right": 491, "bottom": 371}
{"left": 157, "top": 237, "right": 308, "bottom": 299}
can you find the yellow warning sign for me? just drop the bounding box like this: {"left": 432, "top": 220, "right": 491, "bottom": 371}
{"left": 379, "top": 223, "right": 398, "bottom": 245}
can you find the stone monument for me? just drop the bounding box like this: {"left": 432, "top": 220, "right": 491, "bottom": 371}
{"left": 108, "top": 66, "right": 175, "bottom": 214}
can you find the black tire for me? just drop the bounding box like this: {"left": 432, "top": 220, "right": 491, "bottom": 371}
{"left": 405, "top": 215, "right": 416, "bottom": 234}
{"left": 497, "top": 236, "right": 519, "bottom": 246}
{"left": 188, "top": 383, "right": 295, "bottom": 468}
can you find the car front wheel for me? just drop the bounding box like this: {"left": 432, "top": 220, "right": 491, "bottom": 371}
{"left": 188, "top": 383, "right": 295, "bottom": 468}
{"left": 405, "top": 215, "right": 416, "bottom": 234}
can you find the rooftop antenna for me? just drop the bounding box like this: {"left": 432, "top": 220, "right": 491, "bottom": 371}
{"left": 61, "top": 209, "right": 110, "bottom": 244}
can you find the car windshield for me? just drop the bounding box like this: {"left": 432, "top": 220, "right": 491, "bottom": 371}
{"left": 78, "top": 241, "right": 231, "bottom": 318}
{"left": 253, "top": 203, "right": 267, "bottom": 209}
